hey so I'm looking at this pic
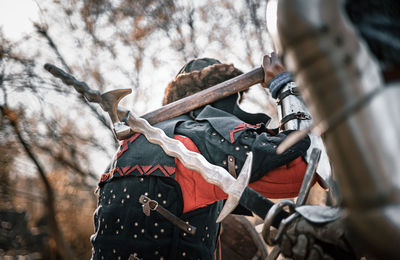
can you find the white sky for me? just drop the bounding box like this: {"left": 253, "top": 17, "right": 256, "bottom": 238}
{"left": 0, "top": 0, "right": 39, "bottom": 40}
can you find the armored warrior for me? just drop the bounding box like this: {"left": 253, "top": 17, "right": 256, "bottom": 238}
{"left": 90, "top": 57, "right": 313, "bottom": 260}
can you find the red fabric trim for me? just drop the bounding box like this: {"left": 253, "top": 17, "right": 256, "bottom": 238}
{"left": 229, "top": 123, "right": 261, "bottom": 143}
{"left": 141, "top": 165, "right": 152, "bottom": 173}
{"left": 249, "top": 157, "right": 307, "bottom": 198}
{"left": 164, "top": 165, "right": 176, "bottom": 175}
{"left": 116, "top": 133, "right": 140, "bottom": 159}
{"left": 146, "top": 164, "right": 169, "bottom": 176}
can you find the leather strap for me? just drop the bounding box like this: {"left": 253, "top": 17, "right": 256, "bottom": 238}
{"left": 280, "top": 112, "right": 311, "bottom": 130}
{"left": 277, "top": 87, "right": 301, "bottom": 105}
{"left": 139, "top": 195, "right": 197, "bottom": 235}
{"left": 227, "top": 155, "right": 237, "bottom": 178}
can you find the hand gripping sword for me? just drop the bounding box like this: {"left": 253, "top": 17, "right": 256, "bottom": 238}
{"left": 44, "top": 63, "right": 255, "bottom": 222}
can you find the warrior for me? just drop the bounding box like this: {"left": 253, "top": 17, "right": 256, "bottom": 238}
{"left": 89, "top": 56, "right": 313, "bottom": 260}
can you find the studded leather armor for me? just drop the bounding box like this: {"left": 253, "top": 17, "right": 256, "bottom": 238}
{"left": 91, "top": 94, "right": 310, "bottom": 260}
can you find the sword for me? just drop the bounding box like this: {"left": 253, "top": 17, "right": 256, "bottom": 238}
{"left": 45, "top": 63, "right": 281, "bottom": 223}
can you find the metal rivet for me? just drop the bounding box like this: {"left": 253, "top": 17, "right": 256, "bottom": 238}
{"left": 110, "top": 189, "right": 113, "bottom": 193}
{"left": 113, "top": 249, "right": 116, "bottom": 254}
{"left": 121, "top": 225, "right": 124, "bottom": 230}
{"left": 162, "top": 200, "right": 167, "bottom": 205}
{"left": 101, "top": 256, "right": 104, "bottom": 260}
{"left": 229, "top": 157, "right": 233, "bottom": 162}
{"left": 112, "top": 194, "right": 116, "bottom": 198}
{"left": 235, "top": 165, "right": 238, "bottom": 169}
{"left": 187, "top": 227, "right": 192, "bottom": 231}
{"left": 205, "top": 226, "right": 208, "bottom": 230}
{"left": 244, "top": 145, "right": 249, "bottom": 149}
{"left": 154, "top": 222, "right": 159, "bottom": 227}
{"left": 108, "top": 200, "right": 111, "bottom": 205}
{"left": 123, "top": 187, "right": 127, "bottom": 192}
{"left": 115, "top": 230, "right": 119, "bottom": 235}
{"left": 133, "top": 234, "right": 138, "bottom": 238}
{"left": 101, "top": 230, "right": 104, "bottom": 234}
{"left": 201, "top": 237, "right": 205, "bottom": 242}
{"left": 157, "top": 193, "right": 162, "bottom": 198}
{"left": 154, "top": 234, "right": 158, "bottom": 239}
{"left": 222, "top": 160, "right": 227, "bottom": 165}
{"left": 206, "top": 233, "right": 210, "bottom": 238}
{"left": 235, "top": 146, "right": 240, "bottom": 151}
{"left": 182, "top": 252, "right": 186, "bottom": 256}
{"left": 118, "top": 256, "right": 121, "bottom": 260}
{"left": 160, "top": 229, "right": 165, "bottom": 233}
{"left": 220, "top": 138, "right": 225, "bottom": 142}
{"left": 183, "top": 232, "right": 187, "bottom": 236}
{"left": 139, "top": 177, "right": 144, "bottom": 182}
{"left": 126, "top": 194, "right": 130, "bottom": 199}
{"left": 144, "top": 192, "right": 149, "bottom": 196}
{"left": 101, "top": 218, "right": 104, "bottom": 222}
{"left": 105, "top": 224, "right": 108, "bottom": 229}
{"left": 134, "top": 222, "right": 139, "bottom": 226}
{"left": 212, "top": 132, "right": 217, "bottom": 136}
{"left": 141, "top": 229, "right": 145, "bottom": 233}
{"left": 160, "top": 257, "right": 164, "bottom": 260}
{"left": 262, "top": 142, "right": 266, "bottom": 146}
{"left": 99, "top": 249, "right": 101, "bottom": 253}
{"left": 244, "top": 136, "right": 248, "bottom": 139}
{"left": 116, "top": 218, "right": 120, "bottom": 223}
{"left": 102, "top": 196, "right": 105, "bottom": 199}
{"left": 155, "top": 251, "right": 159, "bottom": 255}
{"left": 121, "top": 199, "right": 125, "bottom": 204}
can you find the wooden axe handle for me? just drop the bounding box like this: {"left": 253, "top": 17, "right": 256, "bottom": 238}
{"left": 140, "top": 67, "right": 264, "bottom": 125}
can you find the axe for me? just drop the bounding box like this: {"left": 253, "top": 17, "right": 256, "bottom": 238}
{"left": 44, "top": 64, "right": 282, "bottom": 223}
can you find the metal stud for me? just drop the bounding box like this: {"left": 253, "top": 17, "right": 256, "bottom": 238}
{"left": 126, "top": 194, "right": 130, "bottom": 199}
{"left": 205, "top": 226, "right": 209, "bottom": 230}
{"left": 121, "top": 199, "right": 125, "bottom": 204}
{"left": 101, "top": 218, "right": 104, "bottom": 222}
{"left": 105, "top": 224, "right": 108, "bottom": 229}
{"left": 182, "top": 252, "right": 186, "bottom": 257}
{"left": 99, "top": 249, "right": 101, "bottom": 253}
{"left": 160, "top": 229, "right": 165, "bottom": 233}
{"left": 116, "top": 218, "right": 120, "bottom": 223}
{"left": 154, "top": 251, "right": 159, "bottom": 255}
{"left": 212, "top": 132, "right": 217, "bottom": 136}
{"left": 154, "top": 222, "right": 159, "bottom": 227}
{"left": 229, "top": 157, "right": 233, "bottom": 162}
{"left": 244, "top": 145, "right": 249, "bottom": 149}
{"left": 235, "top": 146, "right": 240, "bottom": 151}
{"left": 123, "top": 187, "right": 127, "bottom": 192}
{"left": 133, "top": 234, "right": 138, "bottom": 239}
{"left": 108, "top": 200, "right": 111, "bottom": 205}
{"left": 101, "top": 230, "right": 104, "bottom": 235}
{"left": 110, "top": 189, "right": 113, "bottom": 193}
{"left": 141, "top": 229, "right": 145, "bottom": 233}
{"left": 116, "top": 230, "right": 119, "bottom": 235}
{"left": 121, "top": 225, "right": 124, "bottom": 230}
{"left": 222, "top": 160, "right": 227, "bottom": 165}
{"left": 139, "top": 177, "right": 144, "bottom": 182}
{"left": 113, "top": 249, "right": 116, "bottom": 254}
{"left": 206, "top": 233, "right": 210, "bottom": 238}
{"left": 183, "top": 232, "right": 187, "bottom": 237}
{"left": 160, "top": 257, "right": 164, "bottom": 260}
{"left": 157, "top": 193, "right": 162, "bottom": 198}
{"left": 154, "top": 234, "right": 158, "bottom": 239}
{"left": 144, "top": 192, "right": 149, "bottom": 196}
{"left": 187, "top": 227, "right": 192, "bottom": 232}
{"left": 220, "top": 138, "right": 225, "bottom": 142}
{"left": 162, "top": 200, "right": 167, "bottom": 205}
{"left": 201, "top": 237, "right": 205, "bottom": 242}
{"left": 235, "top": 165, "right": 238, "bottom": 169}
{"left": 101, "top": 256, "right": 104, "bottom": 260}
{"left": 112, "top": 194, "right": 116, "bottom": 199}
{"left": 134, "top": 222, "right": 139, "bottom": 227}
{"left": 118, "top": 256, "right": 121, "bottom": 260}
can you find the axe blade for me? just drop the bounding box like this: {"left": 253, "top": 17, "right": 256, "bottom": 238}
{"left": 216, "top": 152, "right": 253, "bottom": 223}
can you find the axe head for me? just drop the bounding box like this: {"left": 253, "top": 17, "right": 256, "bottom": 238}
{"left": 216, "top": 152, "right": 253, "bottom": 223}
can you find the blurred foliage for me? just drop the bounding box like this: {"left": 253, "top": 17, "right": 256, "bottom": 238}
{"left": 0, "top": 0, "right": 275, "bottom": 258}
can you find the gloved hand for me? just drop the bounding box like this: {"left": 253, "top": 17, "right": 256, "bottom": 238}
{"left": 261, "top": 52, "right": 293, "bottom": 98}
{"left": 274, "top": 216, "right": 356, "bottom": 260}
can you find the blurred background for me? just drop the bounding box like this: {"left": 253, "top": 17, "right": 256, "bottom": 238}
{"left": 0, "top": 0, "right": 277, "bottom": 258}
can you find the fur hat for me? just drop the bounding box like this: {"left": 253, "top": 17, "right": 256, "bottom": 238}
{"left": 162, "top": 58, "right": 243, "bottom": 105}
